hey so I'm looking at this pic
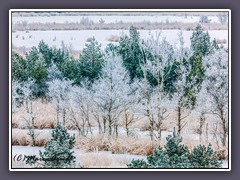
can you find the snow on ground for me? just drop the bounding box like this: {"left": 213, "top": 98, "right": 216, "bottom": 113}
{"left": 11, "top": 125, "right": 222, "bottom": 144}
{"left": 12, "top": 127, "right": 172, "bottom": 139}
{"left": 221, "top": 160, "right": 229, "bottom": 168}
{"left": 11, "top": 145, "right": 146, "bottom": 168}
{"left": 11, "top": 145, "right": 228, "bottom": 168}
{"left": 12, "top": 29, "right": 228, "bottom": 51}
{"left": 12, "top": 15, "right": 220, "bottom": 24}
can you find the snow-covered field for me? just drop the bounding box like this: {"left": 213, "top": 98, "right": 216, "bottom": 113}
{"left": 11, "top": 145, "right": 228, "bottom": 168}
{"left": 12, "top": 15, "right": 220, "bottom": 24}
{"left": 11, "top": 146, "right": 147, "bottom": 168}
{"left": 11, "top": 124, "right": 222, "bottom": 141}
{"left": 12, "top": 29, "right": 228, "bottom": 51}
{"left": 11, "top": 117, "right": 228, "bottom": 168}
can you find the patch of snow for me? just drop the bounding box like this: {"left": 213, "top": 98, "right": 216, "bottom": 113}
{"left": 12, "top": 29, "right": 228, "bottom": 51}
{"left": 11, "top": 146, "right": 228, "bottom": 168}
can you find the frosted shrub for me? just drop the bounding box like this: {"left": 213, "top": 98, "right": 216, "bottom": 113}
{"left": 25, "top": 124, "right": 76, "bottom": 168}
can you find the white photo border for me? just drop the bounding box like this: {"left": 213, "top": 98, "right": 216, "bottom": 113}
{"left": 9, "top": 9, "right": 231, "bottom": 171}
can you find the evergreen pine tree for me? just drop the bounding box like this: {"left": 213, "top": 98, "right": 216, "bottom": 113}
{"left": 190, "top": 144, "right": 222, "bottom": 168}
{"left": 78, "top": 37, "right": 104, "bottom": 82}
{"left": 25, "top": 124, "right": 76, "bottom": 168}
{"left": 12, "top": 52, "right": 27, "bottom": 82}
{"left": 119, "top": 26, "right": 144, "bottom": 81}
{"left": 164, "top": 129, "right": 192, "bottom": 168}
{"left": 38, "top": 41, "right": 53, "bottom": 66}
{"left": 127, "top": 128, "right": 222, "bottom": 168}
{"left": 186, "top": 24, "right": 211, "bottom": 106}
{"left": 190, "top": 24, "right": 210, "bottom": 57}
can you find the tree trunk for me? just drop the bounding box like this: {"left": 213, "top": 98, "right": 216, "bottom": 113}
{"left": 29, "top": 116, "right": 36, "bottom": 147}
{"left": 148, "top": 109, "right": 154, "bottom": 141}
{"left": 177, "top": 106, "right": 181, "bottom": 135}
{"left": 199, "top": 112, "right": 205, "bottom": 142}
{"left": 177, "top": 65, "right": 181, "bottom": 135}
{"left": 124, "top": 110, "right": 129, "bottom": 137}
{"left": 57, "top": 102, "right": 60, "bottom": 124}
{"left": 205, "top": 123, "right": 209, "bottom": 143}
{"left": 62, "top": 109, "right": 66, "bottom": 126}
{"left": 156, "top": 75, "right": 164, "bottom": 140}
{"left": 157, "top": 120, "right": 162, "bottom": 140}
{"left": 103, "top": 117, "right": 106, "bottom": 134}
{"left": 220, "top": 108, "right": 227, "bottom": 147}
{"left": 77, "top": 126, "right": 82, "bottom": 137}
{"left": 97, "top": 118, "right": 102, "bottom": 135}
{"left": 115, "top": 124, "right": 118, "bottom": 138}
{"left": 108, "top": 115, "right": 112, "bottom": 136}
{"left": 87, "top": 118, "right": 92, "bottom": 135}
{"left": 26, "top": 100, "right": 29, "bottom": 113}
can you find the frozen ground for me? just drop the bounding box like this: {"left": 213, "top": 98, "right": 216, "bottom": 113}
{"left": 12, "top": 29, "right": 228, "bottom": 51}
{"left": 11, "top": 146, "right": 146, "bottom": 168}
{"left": 11, "top": 126, "right": 224, "bottom": 146}
{"left": 12, "top": 15, "right": 220, "bottom": 24}
{"left": 11, "top": 145, "right": 228, "bottom": 168}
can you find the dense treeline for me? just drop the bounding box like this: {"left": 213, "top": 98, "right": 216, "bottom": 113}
{"left": 12, "top": 25, "right": 221, "bottom": 98}
{"left": 12, "top": 24, "right": 228, "bottom": 146}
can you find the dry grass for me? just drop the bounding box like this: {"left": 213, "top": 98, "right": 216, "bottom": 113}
{"left": 106, "top": 35, "right": 120, "bottom": 42}
{"left": 12, "top": 100, "right": 56, "bottom": 129}
{"left": 12, "top": 21, "right": 228, "bottom": 32}
{"left": 12, "top": 45, "right": 81, "bottom": 59}
{"left": 12, "top": 132, "right": 31, "bottom": 146}
{"left": 12, "top": 129, "right": 51, "bottom": 146}
{"left": 132, "top": 110, "right": 190, "bottom": 133}
{"left": 75, "top": 135, "right": 111, "bottom": 152}
{"left": 78, "top": 152, "right": 128, "bottom": 168}
{"left": 75, "top": 135, "right": 161, "bottom": 156}
{"left": 111, "top": 137, "right": 159, "bottom": 156}
{"left": 11, "top": 100, "right": 229, "bottom": 159}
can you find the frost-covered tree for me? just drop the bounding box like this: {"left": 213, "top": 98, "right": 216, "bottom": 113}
{"left": 47, "top": 79, "right": 73, "bottom": 125}
{"left": 12, "top": 79, "right": 22, "bottom": 113}
{"left": 195, "top": 86, "right": 212, "bottom": 142}
{"left": 141, "top": 33, "right": 176, "bottom": 140}
{"left": 17, "top": 79, "right": 39, "bottom": 146}
{"left": 136, "top": 73, "right": 155, "bottom": 140}
{"left": 199, "top": 49, "right": 228, "bottom": 146}
{"left": 199, "top": 15, "right": 211, "bottom": 23}
{"left": 47, "top": 63, "right": 64, "bottom": 82}
{"left": 171, "top": 32, "right": 193, "bottom": 135}
{"left": 92, "top": 56, "right": 133, "bottom": 137}
{"left": 68, "top": 82, "right": 93, "bottom": 137}
{"left": 171, "top": 66, "right": 191, "bottom": 135}
{"left": 19, "top": 79, "right": 35, "bottom": 114}
{"left": 217, "top": 12, "right": 228, "bottom": 24}
{"left": 120, "top": 80, "right": 139, "bottom": 137}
